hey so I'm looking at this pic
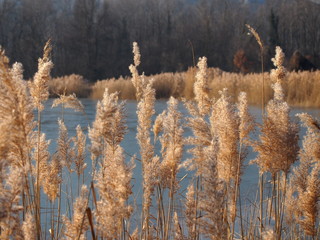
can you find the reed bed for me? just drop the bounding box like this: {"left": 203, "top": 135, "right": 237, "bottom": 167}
{"left": 49, "top": 74, "right": 91, "bottom": 98}
{"left": 0, "top": 41, "right": 319, "bottom": 240}
{"left": 90, "top": 68, "right": 320, "bottom": 107}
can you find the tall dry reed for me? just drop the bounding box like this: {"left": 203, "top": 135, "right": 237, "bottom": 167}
{"left": 129, "top": 42, "right": 159, "bottom": 239}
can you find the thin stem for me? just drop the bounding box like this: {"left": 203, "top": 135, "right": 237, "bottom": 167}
{"left": 55, "top": 175, "right": 62, "bottom": 239}
{"left": 156, "top": 184, "right": 165, "bottom": 239}
{"left": 259, "top": 173, "right": 264, "bottom": 238}
{"left": 279, "top": 174, "right": 287, "bottom": 240}
{"left": 51, "top": 200, "right": 55, "bottom": 240}
{"left": 36, "top": 110, "right": 42, "bottom": 240}
{"left": 261, "top": 47, "right": 265, "bottom": 115}
{"left": 238, "top": 184, "right": 244, "bottom": 240}
{"left": 232, "top": 143, "right": 243, "bottom": 239}
{"left": 164, "top": 172, "right": 175, "bottom": 240}
{"left": 195, "top": 176, "right": 201, "bottom": 240}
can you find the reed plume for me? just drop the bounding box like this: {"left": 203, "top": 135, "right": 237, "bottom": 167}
{"left": 183, "top": 101, "right": 212, "bottom": 173}
{"left": 198, "top": 142, "right": 227, "bottom": 239}
{"left": 63, "top": 185, "right": 89, "bottom": 239}
{"left": 0, "top": 120, "right": 11, "bottom": 161}
{"left": 298, "top": 164, "right": 320, "bottom": 237}
{"left": 286, "top": 113, "right": 320, "bottom": 237}
{"left": 89, "top": 89, "right": 126, "bottom": 166}
{"left": 0, "top": 166, "right": 24, "bottom": 239}
{"left": 94, "top": 145, "right": 134, "bottom": 238}
{"left": 22, "top": 213, "right": 36, "bottom": 240}
{"left": 31, "top": 133, "right": 50, "bottom": 186}
{"left": 28, "top": 40, "right": 54, "bottom": 238}
{"left": 262, "top": 228, "right": 275, "bottom": 240}
{"left": 211, "top": 89, "right": 254, "bottom": 234}
{"left": 156, "top": 97, "right": 184, "bottom": 239}
{"left": 29, "top": 40, "right": 53, "bottom": 112}
{"left": 72, "top": 125, "right": 87, "bottom": 177}
{"left": 0, "top": 50, "right": 37, "bottom": 238}
{"left": 238, "top": 92, "right": 255, "bottom": 144}
{"left": 194, "top": 56, "right": 211, "bottom": 116}
{"left": 245, "top": 24, "right": 263, "bottom": 51}
{"left": 159, "top": 97, "right": 184, "bottom": 188}
{"left": 184, "top": 56, "right": 216, "bottom": 239}
{"left": 89, "top": 88, "right": 133, "bottom": 238}
{"left": 52, "top": 93, "right": 85, "bottom": 113}
{"left": 211, "top": 88, "right": 240, "bottom": 183}
{"left": 253, "top": 47, "right": 299, "bottom": 175}
{"left": 0, "top": 53, "right": 35, "bottom": 170}
{"left": 173, "top": 212, "right": 184, "bottom": 240}
{"left": 129, "top": 42, "right": 160, "bottom": 238}
{"left": 43, "top": 155, "right": 62, "bottom": 202}
{"left": 252, "top": 47, "right": 299, "bottom": 239}
{"left": 184, "top": 56, "right": 213, "bottom": 174}
{"left": 56, "top": 119, "right": 73, "bottom": 172}
{"left": 246, "top": 24, "right": 265, "bottom": 113}
{"left": 185, "top": 184, "right": 196, "bottom": 239}
{"left": 129, "top": 42, "right": 143, "bottom": 100}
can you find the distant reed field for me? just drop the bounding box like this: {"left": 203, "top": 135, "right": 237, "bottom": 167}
{"left": 0, "top": 41, "right": 319, "bottom": 240}
{"left": 90, "top": 69, "right": 320, "bottom": 107}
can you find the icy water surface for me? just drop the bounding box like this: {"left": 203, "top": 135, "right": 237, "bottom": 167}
{"left": 40, "top": 98, "right": 320, "bottom": 230}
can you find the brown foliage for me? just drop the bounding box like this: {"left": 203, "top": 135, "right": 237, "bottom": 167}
{"left": 289, "top": 51, "right": 317, "bottom": 72}
{"left": 233, "top": 49, "right": 254, "bottom": 73}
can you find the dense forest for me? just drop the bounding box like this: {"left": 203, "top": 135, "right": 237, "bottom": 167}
{"left": 0, "top": 0, "right": 319, "bottom": 81}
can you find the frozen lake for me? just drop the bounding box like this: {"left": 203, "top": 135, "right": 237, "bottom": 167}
{"left": 40, "top": 98, "right": 320, "bottom": 232}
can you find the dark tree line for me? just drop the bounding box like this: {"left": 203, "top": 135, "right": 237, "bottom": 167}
{"left": 0, "top": 0, "right": 319, "bottom": 81}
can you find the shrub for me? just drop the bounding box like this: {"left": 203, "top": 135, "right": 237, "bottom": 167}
{"left": 49, "top": 74, "right": 91, "bottom": 98}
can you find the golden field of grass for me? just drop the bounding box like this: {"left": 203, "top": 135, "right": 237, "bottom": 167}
{"left": 50, "top": 68, "right": 320, "bottom": 108}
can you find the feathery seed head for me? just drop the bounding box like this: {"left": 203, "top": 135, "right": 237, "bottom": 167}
{"left": 194, "top": 56, "right": 211, "bottom": 116}
{"left": 271, "top": 46, "right": 286, "bottom": 82}
{"left": 73, "top": 125, "right": 87, "bottom": 176}
{"left": 262, "top": 228, "right": 276, "bottom": 240}
{"left": 159, "top": 97, "right": 184, "bottom": 188}
{"left": 63, "top": 185, "right": 89, "bottom": 239}
{"left": 32, "top": 133, "right": 50, "bottom": 185}
{"left": 52, "top": 93, "right": 84, "bottom": 113}
{"left": 11, "top": 63, "right": 24, "bottom": 82}
{"left": 57, "top": 119, "right": 73, "bottom": 171}
{"left": 29, "top": 41, "right": 54, "bottom": 111}
{"left": 238, "top": 92, "right": 255, "bottom": 142}
{"left": 173, "top": 212, "right": 184, "bottom": 240}
{"left": 272, "top": 46, "right": 285, "bottom": 68}
{"left": 22, "top": 213, "right": 36, "bottom": 240}
{"left": 95, "top": 146, "right": 133, "bottom": 238}
{"left": 132, "top": 42, "right": 141, "bottom": 67}
{"left": 211, "top": 88, "right": 240, "bottom": 182}
{"left": 43, "top": 155, "right": 62, "bottom": 201}
{"left": 297, "top": 113, "right": 320, "bottom": 162}
{"left": 253, "top": 47, "right": 298, "bottom": 175}
{"left": 130, "top": 42, "right": 145, "bottom": 100}
{"left": 185, "top": 184, "right": 196, "bottom": 239}
{"left": 246, "top": 24, "right": 263, "bottom": 50}
{"left": 198, "top": 141, "right": 227, "bottom": 239}
{"left": 89, "top": 88, "right": 127, "bottom": 161}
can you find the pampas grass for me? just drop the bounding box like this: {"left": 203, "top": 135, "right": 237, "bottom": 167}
{"left": 1, "top": 40, "right": 320, "bottom": 240}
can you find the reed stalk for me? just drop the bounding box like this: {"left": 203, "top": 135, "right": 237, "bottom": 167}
{"left": 246, "top": 24, "right": 265, "bottom": 238}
